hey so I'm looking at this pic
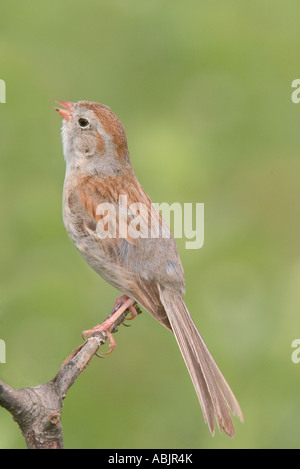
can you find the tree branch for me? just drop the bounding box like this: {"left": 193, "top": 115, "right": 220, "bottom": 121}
{"left": 0, "top": 307, "right": 139, "bottom": 449}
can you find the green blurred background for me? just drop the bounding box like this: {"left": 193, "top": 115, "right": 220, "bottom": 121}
{"left": 0, "top": 0, "right": 299, "bottom": 449}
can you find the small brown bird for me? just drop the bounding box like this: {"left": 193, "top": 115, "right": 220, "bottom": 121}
{"left": 56, "top": 100, "right": 243, "bottom": 437}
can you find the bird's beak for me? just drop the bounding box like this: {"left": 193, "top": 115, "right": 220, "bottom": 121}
{"left": 55, "top": 101, "right": 74, "bottom": 120}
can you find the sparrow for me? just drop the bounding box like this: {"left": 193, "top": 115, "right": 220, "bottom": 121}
{"left": 56, "top": 100, "right": 243, "bottom": 437}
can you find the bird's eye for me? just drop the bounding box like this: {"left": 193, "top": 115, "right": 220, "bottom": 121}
{"left": 78, "top": 118, "right": 89, "bottom": 128}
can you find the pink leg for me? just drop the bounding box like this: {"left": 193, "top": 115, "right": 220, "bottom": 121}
{"left": 82, "top": 296, "right": 137, "bottom": 353}
{"left": 111, "top": 294, "right": 131, "bottom": 313}
{"left": 112, "top": 295, "right": 138, "bottom": 320}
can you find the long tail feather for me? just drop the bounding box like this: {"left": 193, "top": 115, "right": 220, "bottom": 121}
{"left": 158, "top": 286, "right": 243, "bottom": 437}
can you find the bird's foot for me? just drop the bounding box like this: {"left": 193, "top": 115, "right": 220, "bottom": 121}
{"left": 112, "top": 295, "right": 141, "bottom": 321}
{"left": 82, "top": 295, "right": 141, "bottom": 353}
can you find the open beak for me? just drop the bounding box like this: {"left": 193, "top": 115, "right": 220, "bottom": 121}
{"left": 55, "top": 101, "right": 74, "bottom": 120}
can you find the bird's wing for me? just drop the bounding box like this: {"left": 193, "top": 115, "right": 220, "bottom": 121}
{"left": 65, "top": 173, "right": 185, "bottom": 327}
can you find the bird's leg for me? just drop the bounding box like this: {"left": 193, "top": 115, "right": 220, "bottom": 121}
{"left": 82, "top": 295, "right": 140, "bottom": 353}
{"left": 111, "top": 294, "right": 140, "bottom": 321}
{"left": 111, "top": 294, "right": 132, "bottom": 316}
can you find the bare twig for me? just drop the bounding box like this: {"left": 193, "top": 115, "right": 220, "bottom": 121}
{"left": 0, "top": 307, "right": 139, "bottom": 449}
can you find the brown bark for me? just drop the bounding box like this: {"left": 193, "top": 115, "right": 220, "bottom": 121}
{"left": 0, "top": 307, "right": 137, "bottom": 448}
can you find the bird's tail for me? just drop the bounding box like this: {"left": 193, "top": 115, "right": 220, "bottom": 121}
{"left": 158, "top": 286, "right": 243, "bottom": 437}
